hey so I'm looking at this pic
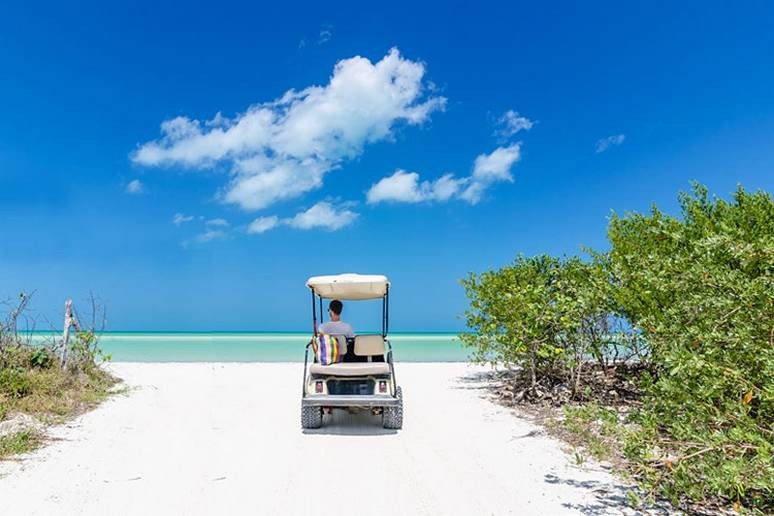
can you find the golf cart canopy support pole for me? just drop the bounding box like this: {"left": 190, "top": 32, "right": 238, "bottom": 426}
{"left": 311, "top": 289, "right": 317, "bottom": 336}
{"left": 380, "top": 285, "right": 390, "bottom": 338}
{"left": 386, "top": 284, "right": 390, "bottom": 336}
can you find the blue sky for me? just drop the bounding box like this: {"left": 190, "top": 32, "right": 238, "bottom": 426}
{"left": 1, "top": 1, "right": 773, "bottom": 331}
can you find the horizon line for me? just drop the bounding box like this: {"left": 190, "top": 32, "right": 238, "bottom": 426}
{"left": 22, "top": 329, "right": 464, "bottom": 334}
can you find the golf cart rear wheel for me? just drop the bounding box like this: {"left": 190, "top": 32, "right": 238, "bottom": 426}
{"left": 382, "top": 386, "right": 403, "bottom": 429}
{"left": 301, "top": 405, "right": 323, "bottom": 429}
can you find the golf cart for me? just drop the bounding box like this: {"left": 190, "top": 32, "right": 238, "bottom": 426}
{"left": 301, "top": 273, "right": 403, "bottom": 430}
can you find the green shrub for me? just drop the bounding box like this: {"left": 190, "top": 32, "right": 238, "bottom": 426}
{"left": 0, "top": 294, "right": 118, "bottom": 461}
{"left": 460, "top": 183, "right": 773, "bottom": 511}
{"left": 65, "top": 330, "right": 110, "bottom": 372}
{"left": 0, "top": 368, "right": 32, "bottom": 398}
{"left": 460, "top": 254, "right": 632, "bottom": 397}
{"left": 0, "top": 430, "right": 41, "bottom": 459}
{"left": 608, "top": 184, "right": 774, "bottom": 510}
{"left": 460, "top": 254, "right": 564, "bottom": 388}
{"left": 28, "top": 348, "right": 52, "bottom": 369}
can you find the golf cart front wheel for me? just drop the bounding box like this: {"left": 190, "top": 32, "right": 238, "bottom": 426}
{"left": 382, "top": 386, "right": 403, "bottom": 429}
{"left": 301, "top": 405, "right": 323, "bottom": 429}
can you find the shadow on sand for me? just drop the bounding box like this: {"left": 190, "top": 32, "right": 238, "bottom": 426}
{"left": 545, "top": 473, "right": 672, "bottom": 515}
{"left": 545, "top": 473, "right": 632, "bottom": 515}
{"left": 452, "top": 370, "right": 501, "bottom": 391}
{"left": 302, "top": 409, "right": 397, "bottom": 436}
{"left": 455, "top": 373, "right": 672, "bottom": 514}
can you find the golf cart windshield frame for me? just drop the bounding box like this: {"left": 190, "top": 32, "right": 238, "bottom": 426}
{"left": 310, "top": 284, "right": 389, "bottom": 338}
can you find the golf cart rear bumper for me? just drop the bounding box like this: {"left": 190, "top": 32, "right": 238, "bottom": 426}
{"left": 302, "top": 395, "right": 400, "bottom": 407}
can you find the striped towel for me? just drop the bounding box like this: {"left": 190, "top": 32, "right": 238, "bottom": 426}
{"left": 312, "top": 334, "right": 341, "bottom": 365}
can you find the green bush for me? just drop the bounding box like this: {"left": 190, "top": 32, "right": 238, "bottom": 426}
{"left": 460, "top": 183, "right": 773, "bottom": 511}
{"left": 460, "top": 254, "right": 564, "bottom": 387}
{"left": 460, "top": 254, "right": 633, "bottom": 397}
{"left": 0, "top": 294, "right": 118, "bottom": 462}
{"left": 66, "top": 330, "right": 110, "bottom": 372}
{"left": 0, "top": 368, "right": 32, "bottom": 398}
{"left": 608, "top": 184, "right": 774, "bottom": 509}
{"left": 28, "top": 348, "right": 52, "bottom": 369}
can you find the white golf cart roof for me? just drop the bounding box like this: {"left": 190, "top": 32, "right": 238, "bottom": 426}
{"left": 306, "top": 273, "right": 389, "bottom": 300}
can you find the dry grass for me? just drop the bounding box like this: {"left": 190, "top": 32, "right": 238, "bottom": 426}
{"left": 2, "top": 367, "right": 118, "bottom": 424}
{"left": 0, "top": 430, "right": 43, "bottom": 460}
{"left": 1, "top": 343, "right": 119, "bottom": 461}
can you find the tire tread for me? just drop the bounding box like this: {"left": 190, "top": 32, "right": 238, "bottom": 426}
{"left": 301, "top": 405, "right": 323, "bottom": 429}
{"left": 382, "top": 386, "right": 403, "bottom": 429}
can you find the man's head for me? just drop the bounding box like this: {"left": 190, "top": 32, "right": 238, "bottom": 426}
{"left": 328, "top": 300, "right": 343, "bottom": 320}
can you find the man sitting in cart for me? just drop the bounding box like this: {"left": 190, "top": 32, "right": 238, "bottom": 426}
{"left": 318, "top": 300, "right": 354, "bottom": 337}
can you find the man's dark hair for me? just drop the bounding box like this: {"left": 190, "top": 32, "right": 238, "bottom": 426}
{"left": 329, "top": 299, "right": 343, "bottom": 315}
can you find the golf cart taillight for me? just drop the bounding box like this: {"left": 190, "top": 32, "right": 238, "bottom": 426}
{"left": 315, "top": 381, "right": 324, "bottom": 393}
{"left": 379, "top": 381, "right": 387, "bottom": 393}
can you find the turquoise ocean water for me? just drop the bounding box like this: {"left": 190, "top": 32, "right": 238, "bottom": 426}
{"left": 44, "top": 332, "right": 469, "bottom": 362}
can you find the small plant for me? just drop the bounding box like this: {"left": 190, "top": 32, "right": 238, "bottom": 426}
{"left": 28, "top": 348, "right": 52, "bottom": 369}
{"left": 0, "top": 430, "right": 41, "bottom": 459}
{"left": 561, "top": 403, "right": 628, "bottom": 464}
{"left": 625, "top": 491, "right": 642, "bottom": 508}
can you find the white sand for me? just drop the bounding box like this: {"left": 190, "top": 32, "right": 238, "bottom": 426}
{"left": 0, "top": 363, "right": 634, "bottom": 515}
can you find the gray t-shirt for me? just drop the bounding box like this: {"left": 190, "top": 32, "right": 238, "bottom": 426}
{"left": 318, "top": 321, "right": 354, "bottom": 338}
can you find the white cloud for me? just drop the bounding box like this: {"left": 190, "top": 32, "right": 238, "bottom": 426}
{"left": 125, "top": 179, "right": 144, "bottom": 194}
{"left": 367, "top": 143, "right": 521, "bottom": 205}
{"left": 247, "top": 216, "right": 280, "bottom": 234}
{"left": 318, "top": 28, "right": 332, "bottom": 45}
{"left": 495, "top": 110, "right": 533, "bottom": 139}
{"left": 178, "top": 219, "right": 231, "bottom": 245}
{"left": 595, "top": 134, "right": 625, "bottom": 153}
{"left": 133, "top": 48, "right": 445, "bottom": 211}
{"left": 366, "top": 170, "right": 463, "bottom": 204}
{"left": 247, "top": 201, "right": 358, "bottom": 234}
{"left": 223, "top": 157, "right": 327, "bottom": 210}
{"left": 287, "top": 201, "right": 358, "bottom": 230}
{"left": 460, "top": 143, "right": 520, "bottom": 203}
{"left": 193, "top": 229, "right": 226, "bottom": 244}
{"left": 172, "top": 213, "right": 195, "bottom": 226}
{"left": 471, "top": 143, "right": 520, "bottom": 182}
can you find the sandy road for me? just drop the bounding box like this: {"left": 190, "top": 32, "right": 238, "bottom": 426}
{"left": 0, "top": 363, "right": 633, "bottom": 515}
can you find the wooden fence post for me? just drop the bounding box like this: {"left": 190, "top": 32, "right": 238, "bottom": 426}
{"left": 61, "top": 299, "right": 80, "bottom": 368}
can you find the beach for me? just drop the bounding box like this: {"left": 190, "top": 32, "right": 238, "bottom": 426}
{"left": 0, "top": 362, "right": 632, "bottom": 515}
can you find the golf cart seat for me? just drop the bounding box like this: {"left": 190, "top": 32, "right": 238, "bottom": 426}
{"left": 309, "top": 362, "right": 390, "bottom": 376}
{"left": 309, "top": 335, "right": 388, "bottom": 376}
